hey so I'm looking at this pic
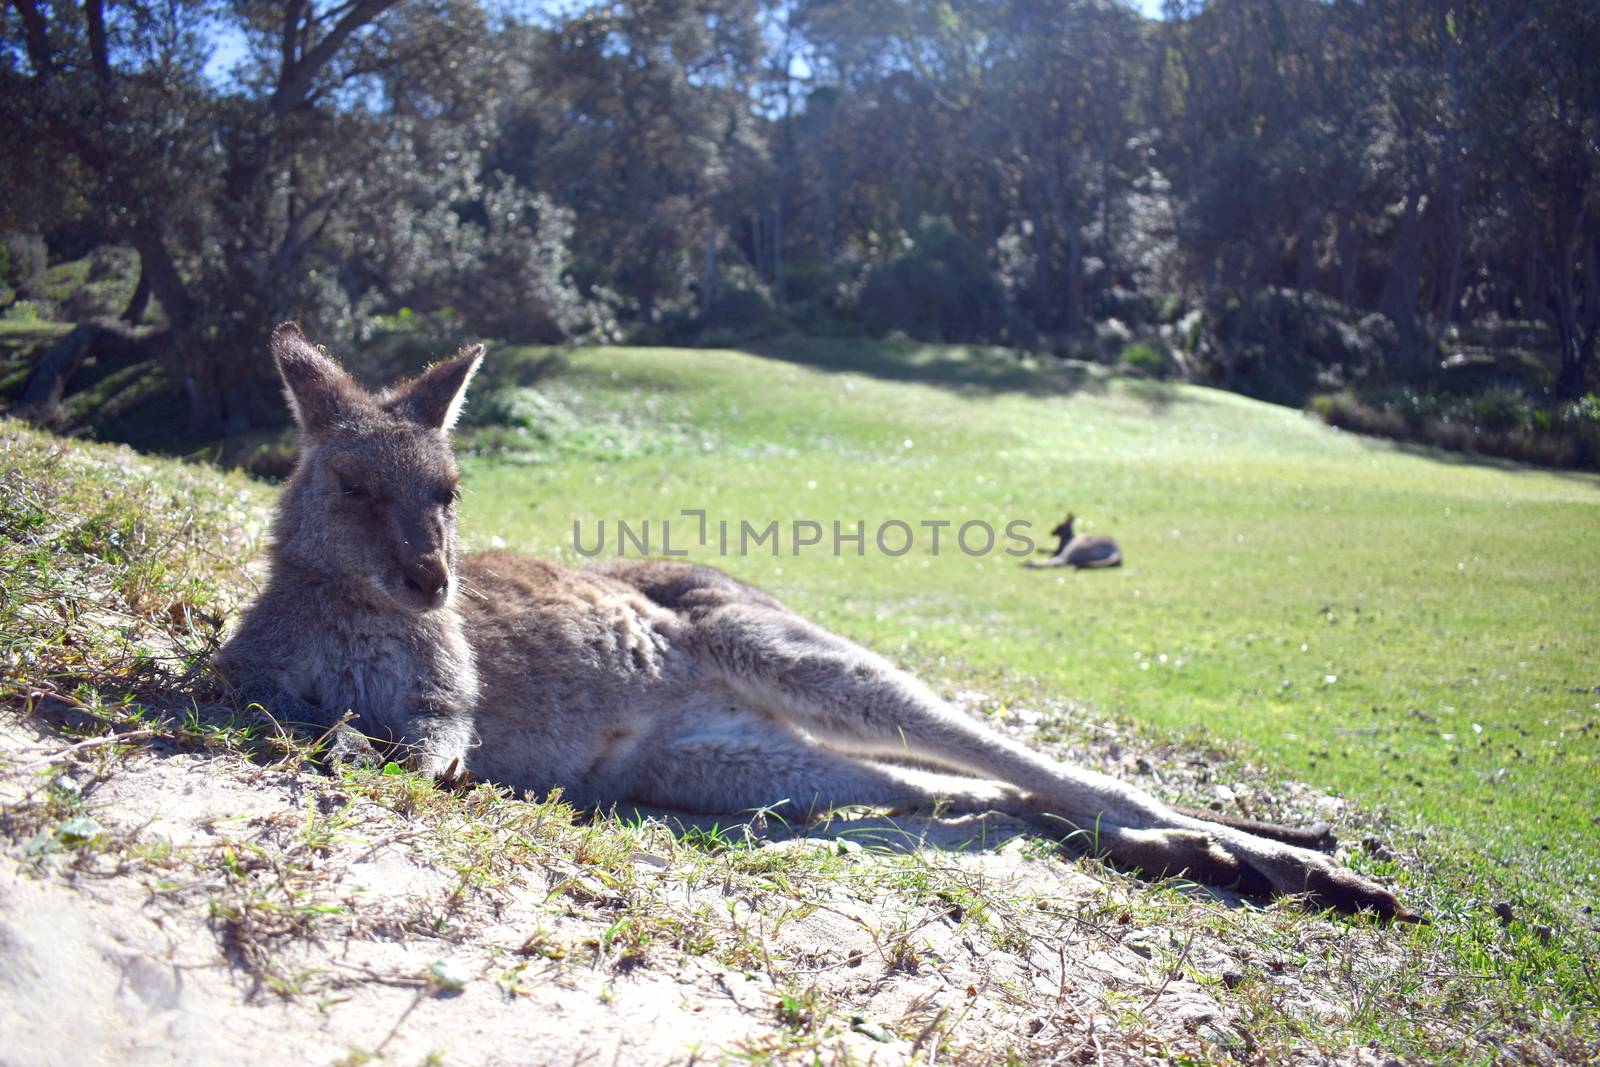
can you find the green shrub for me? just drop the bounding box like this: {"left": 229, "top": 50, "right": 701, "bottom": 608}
{"left": 37, "top": 258, "right": 90, "bottom": 306}
{"left": 698, "top": 285, "right": 785, "bottom": 344}
{"left": 1310, "top": 387, "right": 1598, "bottom": 471}
{"left": 1, "top": 300, "right": 43, "bottom": 322}
{"left": 1311, "top": 391, "right": 1407, "bottom": 438}
{"left": 0, "top": 232, "right": 47, "bottom": 306}
{"left": 1198, "top": 288, "right": 1399, "bottom": 404}
{"left": 780, "top": 259, "right": 870, "bottom": 339}
{"left": 1468, "top": 386, "right": 1529, "bottom": 434}
{"left": 860, "top": 218, "right": 1010, "bottom": 344}
{"left": 458, "top": 384, "right": 581, "bottom": 436}
{"left": 1119, "top": 342, "right": 1169, "bottom": 379}
{"left": 1559, "top": 394, "right": 1600, "bottom": 466}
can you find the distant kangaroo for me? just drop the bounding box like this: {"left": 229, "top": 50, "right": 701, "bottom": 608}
{"left": 1027, "top": 514, "right": 1122, "bottom": 569}
{"left": 216, "top": 324, "right": 1410, "bottom": 919}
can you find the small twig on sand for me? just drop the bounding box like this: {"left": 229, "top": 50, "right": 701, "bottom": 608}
{"left": 373, "top": 985, "right": 430, "bottom": 1056}
{"left": 909, "top": 1007, "right": 948, "bottom": 1060}
{"left": 10, "top": 728, "right": 158, "bottom": 773}
{"left": 1140, "top": 931, "right": 1195, "bottom": 1014}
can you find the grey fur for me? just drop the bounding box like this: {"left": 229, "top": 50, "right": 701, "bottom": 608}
{"left": 216, "top": 325, "right": 1412, "bottom": 920}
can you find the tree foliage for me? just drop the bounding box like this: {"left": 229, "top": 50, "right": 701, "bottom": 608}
{"left": 3, "top": 0, "right": 1598, "bottom": 434}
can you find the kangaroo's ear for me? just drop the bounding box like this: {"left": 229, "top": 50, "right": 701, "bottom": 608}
{"left": 271, "top": 323, "right": 363, "bottom": 434}
{"left": 396, "top": 343, "right": 484, "bottom": 433}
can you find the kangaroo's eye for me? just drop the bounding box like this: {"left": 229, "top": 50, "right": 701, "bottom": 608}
{"left": 437, "top": 485, "right": 461, "bottom": 508}
{"left": 338, "top": 477, "right": 368, "bottom": 500}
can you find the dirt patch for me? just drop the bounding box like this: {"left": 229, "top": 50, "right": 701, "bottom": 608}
{"left": 0, "top": 707, "right": 1414, "bottom": 1066}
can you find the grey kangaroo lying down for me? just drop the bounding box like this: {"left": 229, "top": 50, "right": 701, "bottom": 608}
{"left": 1026, "top": 513, "right": 1122, "bottom": 569}
{"left": 217, "top": 324, "right": 1412, "bottom": 920}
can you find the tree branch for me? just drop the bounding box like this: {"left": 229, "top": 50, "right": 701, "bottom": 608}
{"left": 83, "top": 0, "right": 111, "bottom": 82}
{"left": 10, "top": 0, "right": 56, "bottom": 78}
{"left": 269, "top": 0, "right": 402, "bottom": 118}
{"left": 281, "top": 0, "right": 307, "bottom": 76}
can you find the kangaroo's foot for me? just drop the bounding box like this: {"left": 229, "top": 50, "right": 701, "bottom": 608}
{"left": 1217, "top": 829, "right": 1418, "bottom": 920}
{"left": 408, "top": 744, "right": 473, "bottom": 783}
{"left": 1172, "top": 806, "right": 1336, "bottom": 852}
{"left": 428, "top": 755, "right": 474, "bottom": 791}
{"left": 1088, "top": 825, "right": 1275, "bottom": 898}
{"left": 1177, "top": 824, "right": 1417, "bottom": 920}
{"left": 1044, "top": 816, "right": 1418, "bottom": 921}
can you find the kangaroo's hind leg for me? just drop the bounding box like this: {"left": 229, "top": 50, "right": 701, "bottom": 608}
{"left": 621, "top": 712, "right": 1021, "bottom": 823}
{"left": 680, "top": 595, "right": 1409, "bottom": 918}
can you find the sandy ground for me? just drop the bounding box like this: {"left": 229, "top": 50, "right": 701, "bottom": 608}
{"left": 0, "top": 704, "right": 1409, "bottom": 1067}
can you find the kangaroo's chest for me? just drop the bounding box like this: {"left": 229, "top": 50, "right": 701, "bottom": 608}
{"left": 292, "top": 620, "right": 446, "bottom": 730}
{"left": 307, "top": 635, "right": 408, "bottom": 715}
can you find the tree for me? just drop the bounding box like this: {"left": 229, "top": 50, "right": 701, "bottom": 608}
{"left": 492, "top": 0, "right": 766, "bottom": 325}
{"left": 1479, "top": 0, "right": 1600, "bottom": 398}
{"left": 1, "top": 0, "right": 511, "bottom": 433}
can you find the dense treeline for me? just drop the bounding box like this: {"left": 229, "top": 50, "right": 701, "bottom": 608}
{"left": 2, "top": 0, "right": 1597, "bottom": 449}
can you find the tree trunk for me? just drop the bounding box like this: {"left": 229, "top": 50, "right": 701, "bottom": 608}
{"left": 750, "top": 211, "right": 767, "bottom": 286}
{"left": 818, "top": 157, "right": 836, "bottom": 260}
{"left": 1545, "top": 221, "right": 1599, "bottom": 401}
{"left": 771, "top": 199, "right": 785, "bottom": 305}
{"left": 1065, "top": 225, "right": 1083, "bottom": 334}
{"left": 17, "top": 321, "right": 145, "bottom": 421}
{"left": 1426, "top": 204, "right": 1466, "bottom": 355}
{"left": 128, "top": 222, "right": 195, "bottom": 327}
{"left": 1381, "top": 189, "right": 1426, "bottom": 368}
{"left": 1551, "top": 271, "right": 1598, "bottom": 401}
{"left": 179, "top": 335, "right": 283, "bottom": 437}
{"left": 1337, "top": 208, "right": 1358, "bottom": 307}
{"left": 1042, "top": 164, "right": 1081, "bottom": 334}
{"left": 120, "top": 264, "right": 152, "bottom": 325}
{"left": 1296, "top": 210, "right": 1319, "bottom": 294}
{"left": 1030, "top": 209, "right": 1051, "bottom": 328}
{"left": 699, "top": 229, "right": 719, "bottom": 319}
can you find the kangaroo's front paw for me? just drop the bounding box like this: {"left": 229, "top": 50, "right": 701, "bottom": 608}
{"left": 409, "top": 748, "right": 471, "bottom": 784}
{"left": 421, "top": 754, "right": 474, "bottom": 791}
{"left": 325, "top": 722, "right": 381, "bottom": 768}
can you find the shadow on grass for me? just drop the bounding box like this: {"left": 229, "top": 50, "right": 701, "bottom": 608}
{"left": 739, "top": 335, "right": 1118, "bottom": 400}
{"left": 1344, "top": 429, "right": 1600, "bottom": 489}
{"left": 619, "top": 802, "right": 1263, "bottom": 913}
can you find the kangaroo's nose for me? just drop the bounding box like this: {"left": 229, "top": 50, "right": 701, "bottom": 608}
{"left": 404, "top": 554, "right": 450, "bottom": 604}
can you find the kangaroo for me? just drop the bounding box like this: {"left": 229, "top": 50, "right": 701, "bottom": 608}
{"left": 216, "top": 324, "right": 1412, "bottom": 920}
{"left": 1027, "top": 514, "right": 1122, "bottom": 569}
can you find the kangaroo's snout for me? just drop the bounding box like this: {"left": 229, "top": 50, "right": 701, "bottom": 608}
{"left": 404, "top": 553, "right": 451, "bottom": 608}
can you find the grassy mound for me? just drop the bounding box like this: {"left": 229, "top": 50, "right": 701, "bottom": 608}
{"left": 0, "top": 337, "right": 1597, "bottom": 1062}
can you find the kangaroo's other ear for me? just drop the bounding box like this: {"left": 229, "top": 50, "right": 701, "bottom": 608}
{"left": 396, "top": 342, "right": 484, "bottom": 433}
{"left": 271, "top": 322, "right": 363, "bottom": 434}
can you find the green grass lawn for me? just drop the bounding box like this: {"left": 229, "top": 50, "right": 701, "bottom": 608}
{"left": 5, "top": 333, "right": 1597, "bottom": 1058}
{"left": 458, "top": 339, "right": 1600, "bottom": 961}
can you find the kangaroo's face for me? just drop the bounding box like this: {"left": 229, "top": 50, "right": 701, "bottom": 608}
{"left": 270, "top": 323, "right": 483, "bottom": 613}
{"left": 310, "top": 422, "right": 463, "bottom": 611}
{"left": 1051, "top": 515, "right": 1075, "bottom": 541}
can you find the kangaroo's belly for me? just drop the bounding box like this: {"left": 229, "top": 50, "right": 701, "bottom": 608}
{"left": 467, "top": 655, "right": 720, "bottom": 805}
{"left": 459, "top": 551, "right": 709, "bottom": 801}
